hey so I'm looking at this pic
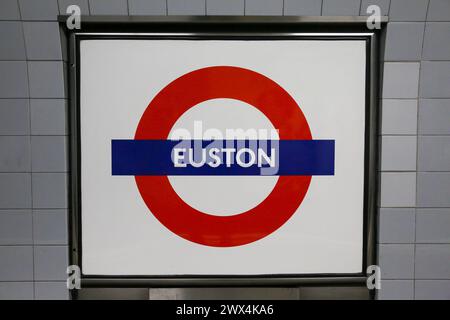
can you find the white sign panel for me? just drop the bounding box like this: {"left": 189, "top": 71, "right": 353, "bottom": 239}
{"left": 79, "top": 38, "right": 366, "bottom": 276}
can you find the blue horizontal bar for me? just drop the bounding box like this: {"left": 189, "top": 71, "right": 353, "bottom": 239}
{"left": 111, "top": 140, "right": 334, "bottom": 176}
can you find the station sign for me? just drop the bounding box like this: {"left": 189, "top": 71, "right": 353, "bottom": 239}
{"left": 74, "top": 32, "right": 375, "bottom": 280}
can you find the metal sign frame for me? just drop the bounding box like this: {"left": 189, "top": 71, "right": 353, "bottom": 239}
{"left": 62, "top": 16, "right": 385, "bottom": 290}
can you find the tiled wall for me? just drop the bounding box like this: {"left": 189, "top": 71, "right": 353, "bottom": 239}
{"left": 0, "top": 0, "right": 449, "bottom": 300}
{"left": 377, "top": 0, "right": 450, "bottom": 300}
{"left": 0, "top": 0, "right": 69, "bottom": 300}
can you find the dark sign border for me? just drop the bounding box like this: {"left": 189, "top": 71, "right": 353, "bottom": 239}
{"left": 61, "top": 16, "right": 385, "bottom": 291}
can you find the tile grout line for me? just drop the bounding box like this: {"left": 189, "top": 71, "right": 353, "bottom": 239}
{"left": 15, "top": 0, "right": 36, "bottom": 300}
{"left": 380, "top": 242, "right": 450, "bottom": 245}
{"left": 0, "top": 244, "right": 69, "bottom": 247}
{"left": 413, "top": 0, "right": 432, "bottom": 300}
{"left": 380, "top": 1, "right": 395, "bottom": 299}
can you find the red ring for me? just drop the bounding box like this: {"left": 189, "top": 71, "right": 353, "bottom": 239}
{"left": 135, "top": 66, "right": 312, "bottom": 247}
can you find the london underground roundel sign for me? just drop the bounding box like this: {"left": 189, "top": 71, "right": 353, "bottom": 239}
{"left": 112, "top": 66, "right": 335, "bottom": 247}
{"left": 80, "top": 38, "right": 369, "bottom": 276}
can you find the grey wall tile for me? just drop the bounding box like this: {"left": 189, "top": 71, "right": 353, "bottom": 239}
{"left": 382, "top": 99, "right": 417, "bottom": 135}
{"left": 28, "top": 61, "right": 65, "bottom": 98}
{"left": 384, "top": 23, "right": 425, "bottom": 61}
{"left": 418, "top": 208, "right": 450, "bottom": 215}
{"left": 34, "top": 246, "right": 68, "bottom": 281}
{"left": 427, "top": 0, "right": 450, "bottom": 21}
{"left": 418, "top": 136, "right": 450, "bottom": 171}
{"left": 380, "top": 172, "right": 416, "bottom": 207}
{"left": 129, "top": 0, "right": 166, "bottom": 15}
{"left": 58, "top": 0, "right": 90, "bottom": 15}
{"left": 0, "top": 246, "right": 33, "bottom": 281}
{"left": 322, "top": 0, "right": 361, "bottom": 16}
{"left": 379, "top": 244, "right": 415, "bottom": 279}
{"left": 0, "top": 61, "right": 29, "bottom": 98}
{"left": 379, "top": 208, "right": 415, "bottom": 243}
{"left": 167, "top": 0, "right": 205, "bottom": 15}
{"left": 0, "top": 136, "right": 31, "bottom": 172}
{"left": 360, "top": 0, "right": 390, "bottom": 15}
{"left": 419, "top": 99, "right": 450, "bottom": 135}
{"left": 377, "top": 280, "right": 414, "bottom": 299}
{"left": 31, "top": 136, "right": 67, "bottom": 172}
{"left": 415, "top": 280, "right": 450, "bottom": 299}
{"left": 30, "top": 99, "right": 67, "bottom": 135}
{"left": 381, "top": 136, "right": 417, "bottom": 171}
{"left": 0, "top": 99, "right": 30, "bottom": 135}
{"left": 0, "top": 210, "right": 32, "bottom": 245}
{"left": 19, "top": 0, "right": 59, "bottom": 20}
{"left": 284, "top": 0, "right": 323, "bottom": 15}
{"left": 422, "top": 23, "right": 450, "bottom": 60}
{"left": 417, "top": 172, "right": 450, "bottom": 207}
{"left": 88, "top": 0, "right": 128, "bottom": 15}
{"left": 32, "top": 173, "right": 67, "bottom": 208}
{"left": 420, "top": 61, "right": 450, "bottom": 98}
{"left": 0, "top": 22, "right": 26, "bottom": 60}
{"left": 0, "top": 282, "right": 33, "bottom": 300}
{"left": 382, "top": 63, "right": 420, "bottom": 98}
{"left": 245, "top": 0, "right": 283, "bottom": 15}
{"left": 0, "top": 0, "right": 21, "bottom": 20}
{"left": 389, "top": 0, "right": 429, "bottom": 21}
{"left": 35, "top": 281, "right": 68, "bottom": 300}
{"left": 416, "top": 244, "right": 450, "bottom": 278}
{"left": 207, "top": 0, "right": 244, "bottom": 15}
{"left": 33, "top": 210, "right": 68, "bottom": 245}
{"left": 0, "top": 173, "right": 31, "bottom": 208}
{"left": 417, "top": 210, "right": 450, "bottom": 243}
{"left": 23, "top": 22, "right": 62, "bottom": 60}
